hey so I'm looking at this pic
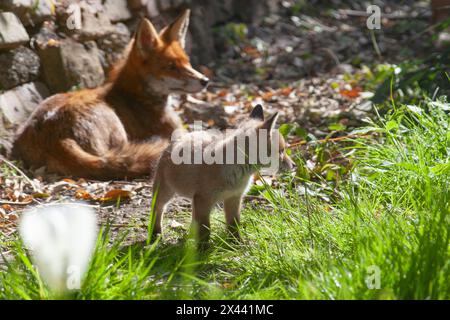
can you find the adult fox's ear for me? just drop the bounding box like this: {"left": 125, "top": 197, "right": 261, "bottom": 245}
{"left": 161, "top": 9, "right": 190, "bottom": 49}
{"left": 136, "top": 18, "right": 161, "bottom": 56}
{"left": 261, "top": 112, "right": 279, "bottom": 132}
{"left": 250, "top": 104, "right": 264, "bottom": 121}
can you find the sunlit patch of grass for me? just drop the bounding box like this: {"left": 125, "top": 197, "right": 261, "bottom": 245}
{"left": 0, "top": 98, "right": 449, "bottom": 299}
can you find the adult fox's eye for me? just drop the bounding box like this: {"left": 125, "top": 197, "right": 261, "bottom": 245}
{"left": 168, "top": 63, "right": 177, "bottom": 71}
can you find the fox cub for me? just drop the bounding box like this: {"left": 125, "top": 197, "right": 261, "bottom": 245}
{"left": 152, "top": 105, "right": 295, "bottom": 242}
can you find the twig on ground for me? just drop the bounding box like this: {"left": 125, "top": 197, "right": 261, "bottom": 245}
{"left": 0, "top": 200, "right": 34, "bottom": 206}
{"left": 0, "top": 156, "right": 39, "bottom": 192}
{"left": 321, "top": 48, "right": 340, "bottom": 66}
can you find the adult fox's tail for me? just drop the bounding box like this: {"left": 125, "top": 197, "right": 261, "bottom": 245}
{"left": 60, "top": 139, "right": 169, "bottom": 180}
{"left": 13, "top": 138, "right": 169, "bottom": 180}
{"left": 101, "top": 140, "right": 169, "bottom": 179}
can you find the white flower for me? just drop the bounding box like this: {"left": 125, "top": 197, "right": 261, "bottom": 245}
{"left": 19, "top": 203, "right": 98, "bottom": 293}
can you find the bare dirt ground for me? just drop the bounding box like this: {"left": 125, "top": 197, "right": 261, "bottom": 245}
{"left": 0, "top": 1, "right": 435, "bottom": 259}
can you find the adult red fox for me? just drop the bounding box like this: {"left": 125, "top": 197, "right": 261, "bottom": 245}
{"left": 12, "top": 10, "right": 209, "bottom": 180}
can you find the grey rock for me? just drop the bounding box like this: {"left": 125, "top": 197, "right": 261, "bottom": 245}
{"left": 0, "top": 47, "right": 41, "bottom": 91}
{"left": 0, "top": 12, "right": 30, "bottom": 50}
{"left": 104, "top": 0, "right": 132, "bottom": 22}
{"left": 146, "top": 0, "right": 160, "bottom": 17}
{"left": 38, "top": 38, "right": 105, "bottom": 93}
{"left": 0, "top": 82, "right": 50, "bottom": 127}
{"left": 57, "top": 1, "right": 115, "bottom": 41}
{"left": 0, "top": 0, "right": 54, "bottom": 26}
{"left": 97, "top": 23, "right": 131, "bottom": 72}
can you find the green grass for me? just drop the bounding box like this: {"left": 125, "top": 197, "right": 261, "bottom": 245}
{"left": 1, "top": 98, "right": 449, "bottom": 300}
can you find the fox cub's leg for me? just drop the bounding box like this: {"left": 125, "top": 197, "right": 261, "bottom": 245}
{"left": 192, "top": 195, "right": 215, "bottom": 243}
{"left": 151, "top": 181, "right": 174, "bottom": 237}
{"left": 224, "top": 196, "right": 243, "bottom": 240}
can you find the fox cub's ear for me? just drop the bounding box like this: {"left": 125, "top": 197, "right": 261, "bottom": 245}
{"left": 261, "top": 113, "right": 279, "bottom": 132}
{"left": 250, "top": 104, "right": 264, "bottom": 120}
{"left": 136, "top": 18, "right": 161, "bottom": 55}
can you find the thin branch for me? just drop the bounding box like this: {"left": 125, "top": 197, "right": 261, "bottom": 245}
{"left": 0, "top": 156, "right": 39, "bottom": 192}
{"left": 321, "top": 48, "right": 340, "bottom": 66}
{"left": 0, "top": 199, "right": 33, "bottom": 206}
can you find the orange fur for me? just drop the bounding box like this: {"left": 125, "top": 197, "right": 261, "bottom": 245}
{"left": 11, "top": 11, "right": 209, "bottom": 180}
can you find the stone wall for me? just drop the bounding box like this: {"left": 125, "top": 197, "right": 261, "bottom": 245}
{"left": 0, "top": 0, "right": 280, "bottom": 146}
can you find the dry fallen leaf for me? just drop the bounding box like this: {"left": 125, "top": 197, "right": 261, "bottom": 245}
{"left": 1, "top": 204, "right": 13, "bottom": 212}
{"left": 262, "top": 91, "right": 274, "bottom": 102}
{"left": 20, "top": 195, "right": 34, "bottom": 203}
{"left": 280, "top": 87, "right": 294, "bottom": 96}
{"left": 169, "top": 220, "right": 184, "bottom": 229}
{"left": 32, "top": 192, "right": 51, "bottom": 199}
{"left": 98, "top": 189, "right": 132, "bottom": 203}
{"left": 340, "top": 87, "right": 361, "bottom": 99}
{"left": 217, "top": 89, "right": 229, "bottom": 98}
{"left": 63, "top": 178, "right": 78, "bottom": 184}
{"left": 242, "top": 46, "right": 261, "bottom": 58}
{"left": 8, "top": 213, "right": 19, "bottom": 222}
{"left": 75, "top": 189, "right": 93, "bottom": 201}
